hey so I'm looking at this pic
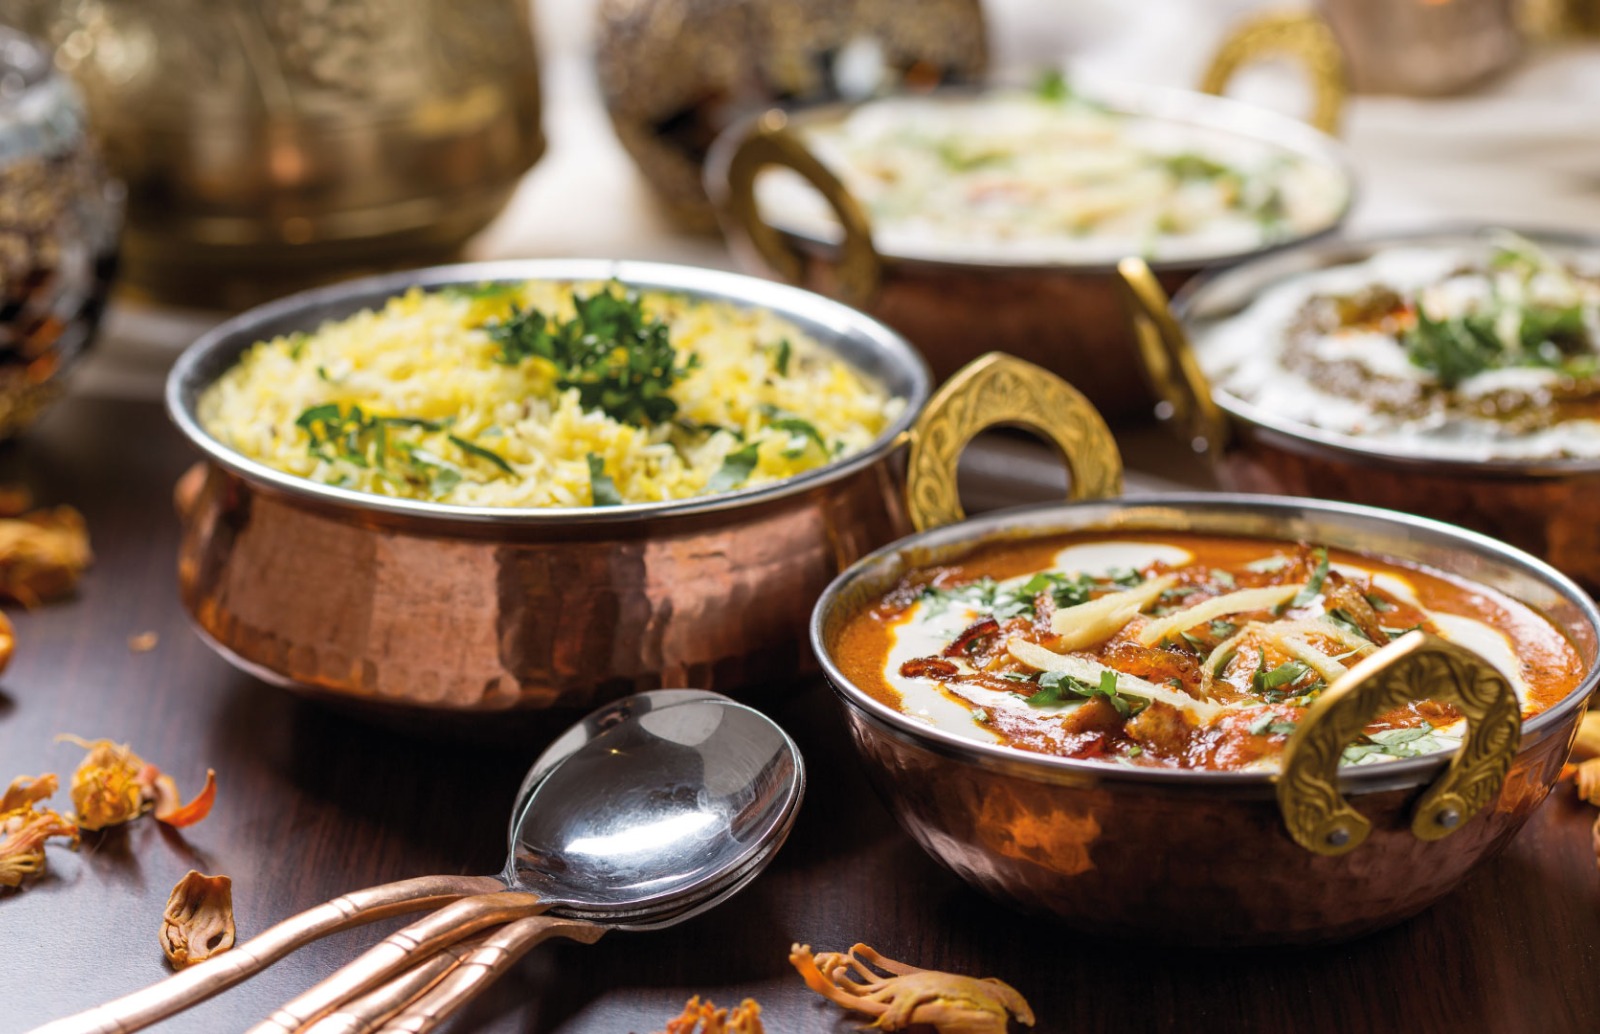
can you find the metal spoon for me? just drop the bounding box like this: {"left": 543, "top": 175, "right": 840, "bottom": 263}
{"left": 33, "top": 690, "right": 805, "bottom": 1034}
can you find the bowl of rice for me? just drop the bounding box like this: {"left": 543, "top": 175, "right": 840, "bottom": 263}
{"left": 168, "top": 259, "right": 1117, "bottom": 725}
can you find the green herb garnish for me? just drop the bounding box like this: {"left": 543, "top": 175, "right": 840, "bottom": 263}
{"left": 707, "top": 442, "right": 761, "bottom": 494}
{"left": 1254, "top": 660, "right": 1311, "bottom": 694}
{"left": 484, "top": 283, "right": 694, "bottom": 426}
{"left": 587, "top": 453, "right": 622, "bottom": 506}
{"left": 1249, "top": 713, "right": 1298, "bottom": 736}
{"left": 1325, "top": 608, "right": 1373, "bottom": 643}
{"left": 447, "top": 434, "right": 514, "bottom": 475}
{"left": 1162, "top": 152, "right": 1233, "bottom": 181}
{"left": 768, "top": 417, "right": 827, "bottom": 457}
{"left": 1034, "top": 68, "right": 1071, "bottom": 102}
{"left": 772, "top": 338, "right": 792, "bottom": 376}
{"left": 1289, "top": 548, "right": 1330, "bottom": 608}
{"left": 1026, "top": 669, "right": 1129, "bottom": 716}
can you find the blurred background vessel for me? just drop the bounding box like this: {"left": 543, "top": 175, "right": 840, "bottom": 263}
{"left": 6, "top": 0, "right": 544, "bottom": 310}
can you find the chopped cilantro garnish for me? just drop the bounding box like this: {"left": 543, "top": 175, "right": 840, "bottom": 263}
{"left": 1254, "top": 660, "right": 1312, "bottom": 694}
{"left": 447, "top": 434, "right": 514, "bottom": 475}
{"left": 707, "top": 442, "right": 762, "bottom": 494}
{"left": 587, "top": 453, "right": 622, "bottom": 506}
{"left": 1248, "top": 712, "right": 1298, "bottom": 736}
{"left": 1290, "top": 548, "right": 1330, "bottom": 608}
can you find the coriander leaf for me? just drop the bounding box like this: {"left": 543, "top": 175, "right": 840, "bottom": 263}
{"left": 448, "top": 434, "right": 514, "bottom": 475}
{"left": 1034, "top": 68, "right": 1070, "bottom": 102}
{"left": 1248, "top": 713, "right": 1298, "bottom": 736}
{"left": 772, "top": 338, "right": 792, "bottom": 376}
{"left": 768, "top": 417, "right": 827, "bottom": 455}
{"left": 707, "top": 442, "right": 761, "bottom": 494}
{"left": 1364, "top": 592, "right": 1395, "bottom": 612}
{"left": 587, "top": 453, "right": 622, "bottom": 506}
{"left": 1212, "top": 569, "right": 1236, "bottom": 589}
{"left": 484, "top": 283, "right": 692, "bottom": 426}
{"left": 1290, "top": 548, "right": 1329, "bottom": 608}
{"left": 1254, "top": 660, "right": 1311, "bottom": 694}
{"left": 1325, "top": 608, "right": 1372, "bottom": 642}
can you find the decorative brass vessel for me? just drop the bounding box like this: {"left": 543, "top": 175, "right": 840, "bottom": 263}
{"left": 1120, "top": 227, "right": 1600, "bottom": 595}
{"left": 13, "top": 0, "right": 543, "bottom": 309}
{"left": 0, "top": 26, "right": 120, "bottom": 438}
{"left": 812, "top": 488, "right": 1600, "bottom": 944}
{"left": 167, "top": 259, "right": 1107, "bottom": 726}
{"left": 704, "top": 12, "right": 1353, "bottom": 421}
{"left": 596, "top": 0, "right": 988, "bottom": 230}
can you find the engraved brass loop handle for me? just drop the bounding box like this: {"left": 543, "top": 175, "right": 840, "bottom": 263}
{"left": 1199, "top": 9, "right": 1349, "bottom": 136}
{"left": 1276, "top": 632, "right": 1523, "bottom": 858}
{"left": 1116, "top": 257, "right": 1230, "bottom": 458}
{"left": 715, "top": 108, "right": 881, "bottom": 309}
{"left": 904, "top": 352, "right": 1123, "bottom": 533}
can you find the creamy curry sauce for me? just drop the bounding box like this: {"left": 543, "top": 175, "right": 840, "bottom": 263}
{"left": 834, "top": 533, "right": 1582, "bottom": 771}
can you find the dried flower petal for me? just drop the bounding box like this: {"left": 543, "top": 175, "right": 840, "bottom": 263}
{"left": 59, "top": 735, "right": 147, "bottom": 831}
{"left": 0, "top": 610, "right": 13, "bottom": 674}
{"left": 656, "top": 997, "right": 763, "bottom": 1034}
{"left": 1575, "top": 709, "right": 1600, "bottom": 761}
{"left": 160, "top": 871, "right": 235, "bottom": 968}
{"left": 791, "top": 943, "right": 1034, "bottom": 1034}
{"left": 57, "top": 736, "right": 216, "bottom": 832}
{"left": 0, "top": 798, "right": 78, "bottom": 888}
{"left": 152, "top": 769, "right": 216, "bottom": 828}
{"left": 0, "top": 505, "right": 91, "bottom": 607}
{"left": 128, "top": 632, "right": 159, "bottom": 654}
{"left": 0, "top": 773, "right": 57, "bottom": 813}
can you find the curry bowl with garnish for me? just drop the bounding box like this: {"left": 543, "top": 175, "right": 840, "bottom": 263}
{"left": 168, "top": 259, "right": 1103, "bottom": 725}
{"left": 1122, "top": 227, "right": 1600, "bottom": 592}
{"left": 812, "top": 495, "right": 1600, "bottom": 945}
{"left": 705, "top": 65, "right": 1354, "bottom": 419}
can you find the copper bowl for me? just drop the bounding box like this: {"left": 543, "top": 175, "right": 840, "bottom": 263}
{"left": 703, "top": 13, "right": 1355, "bottom": 422}
{"left": 167, "top": 259, "right": 1121, "bottom": 726}
{"left": 811, "top": 491, "right": 1600, "bottom": 945}
{"left": 1119, "top": 227, "right": 1600, "bottom": 594}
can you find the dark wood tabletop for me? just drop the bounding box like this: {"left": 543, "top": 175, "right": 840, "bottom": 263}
{"left": 1, "top": 394, "right": 1597, "bottom": 1034}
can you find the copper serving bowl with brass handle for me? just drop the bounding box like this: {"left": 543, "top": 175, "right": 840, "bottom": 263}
{"left": 704, "top": 12, "right": 1352, "bottom": 422}
{"left": 812, "top": 471, "right": 1600, "bottom": 943}
{"left": 166, "top": 259, "right": 1111, "bottom": 731}
{"left": 1119, "top": 227, "right": 1600, "bottom": 595}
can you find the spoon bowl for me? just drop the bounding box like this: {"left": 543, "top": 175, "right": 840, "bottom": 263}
{"left": 507, "top": 690, "right": 804, "bottom": 925}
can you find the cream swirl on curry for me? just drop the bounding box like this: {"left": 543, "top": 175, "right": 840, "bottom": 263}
{"left": 834, "top": 533, "right": 1581, "bottom": 771}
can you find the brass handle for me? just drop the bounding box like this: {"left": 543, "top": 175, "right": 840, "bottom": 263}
{"left": 28, "top": 874, "right": 505, "bottom": 1034}
{"left": 1116, "top": 257, "right": 1230, "bottom": 457}
{"left": 300, "top": 934, "right": 494, "bottom": 1034}
{"left": 714, "top": 108, "right": 881, "bottom": 309}
{"left": 904, "top": 353, "right": 1123, "bottom": 533}
{"left": 1199, "top": 9, "right": 1348, "bottom": 136}
{"left": 247, "top": 891, "right": 548, "bottom": 1034}
{"left": 1276, "top": 632, "right": 1523, "bottom": 857}
{"left": 374, "top": 915, "right": 604, "bottom": 1034}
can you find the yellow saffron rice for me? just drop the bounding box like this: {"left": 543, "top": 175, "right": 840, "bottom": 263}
{"left": 197, "top": 281, "right": 904, "bottom": 508}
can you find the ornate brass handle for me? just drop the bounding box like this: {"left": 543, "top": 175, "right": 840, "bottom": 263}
{"left": 1199, "top": 9, "right": 1348, "bottom": 136}
{"left": 904, "top": 353, "right": 1123, "bottom": 533}
{"left": 1276, "top": 632, "right": 1523, "bottom": 857}
{"left": 1116, "top": 257, "right": 1230, "bottom": 457}
{"left": 713, "top": 108, "right": 881, "bottom": 309}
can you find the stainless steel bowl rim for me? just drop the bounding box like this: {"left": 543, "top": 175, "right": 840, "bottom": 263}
{"left": 810, "top": 492, "right": 1600, "bottom": 794}
{"left": 167, "top": 258, "right": 931, "bottom": 525}
{"left": 707, "top": 77, "right": 1358, "bottom": 275}
{"left": 1175, "top": 224, "right": 1600, "bottom": 477}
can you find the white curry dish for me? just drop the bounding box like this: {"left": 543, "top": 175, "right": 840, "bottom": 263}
{"left": 1121, "top": 227, "right": 1600, "bottom": 594}
{"left": 706, "top": 49, "right": 1354, "bottom": 420}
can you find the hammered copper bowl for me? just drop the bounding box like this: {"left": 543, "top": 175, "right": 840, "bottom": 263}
{"left": 1120, "top": 227, "right": 1600, "bottom": 594}
{"left": 704, "top": 56, "right": 1354, "bottom": 422}
{"left": 167, "top": 259, "right": 1121, "bottom": 728}
{"left": 812, "top": 495, "right": 1600, "bottom": 945}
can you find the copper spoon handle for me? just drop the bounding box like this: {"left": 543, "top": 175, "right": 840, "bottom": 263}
{"left": 27, "top": 874, "right": 504, "bottom": 1034}
{"left": 298, "top": 932, "right": 496, "bottom": 1034}
{"left": 376, "top": 914, "right": 605, "bottom": 1034}
{"left": 247, "top": 891, "right": 549, "bottom": 1034}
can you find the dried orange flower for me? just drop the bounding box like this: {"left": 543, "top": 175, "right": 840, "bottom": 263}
{"left": 0, "top": 505, "right": 91, "bottom": 607}
{"left": 160, "top": 871, "right": 235, "bottom": 968}
{"left": 1575, "top": 709, "right": 1600, "bottom": 761}
{"left": 58, "top": 735, "right": 216, "bottom": 831}
{"left": 128, "top": 632, "right": 159, "bottom": 653}
{"left": 1, "top": 775, "right": 78, "bottom": 888}
{"left": 655, "top": 996, "right": 764, "bottom": 1034}
{"left": 1574, "top": 758, "right": 1600, "bottom": 807}
{"left": 791, "top": 943, "right": 1035, "bottom": 1034}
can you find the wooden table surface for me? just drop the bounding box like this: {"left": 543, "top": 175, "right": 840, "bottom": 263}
{"left": 1, "top": 395, "right": 1598, "bottom": 1034}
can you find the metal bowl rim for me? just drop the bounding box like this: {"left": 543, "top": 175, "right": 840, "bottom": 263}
{"left": 1174, "top": 223, "right": 1600, "bottom": 476}
{"left": 706, "top": 76, "right": 1358, "bottom": 274}
{"left": 166, "top": 258, "right": 931, "bottom": 526}
{"left": 810, "top": 492, "right": 1600, "bottom": 792}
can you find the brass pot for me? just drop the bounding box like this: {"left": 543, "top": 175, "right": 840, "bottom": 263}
{"left": 167, "top": 259, "right": 1118, "bottom": 726}
{"left": 1119, "top": 227, "right": 1600, "bottom": 594}
{"left": 811, "top": 484, "right": 1600, "bottom": 944}
{"left": 704, "top": 12, "right": 1354, "bottom": 422}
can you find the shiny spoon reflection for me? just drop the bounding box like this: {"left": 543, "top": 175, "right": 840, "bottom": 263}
{"left": 33, "top": 690, "right": 805, "bottom": 1034}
